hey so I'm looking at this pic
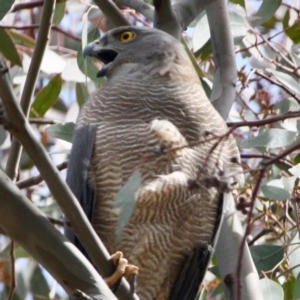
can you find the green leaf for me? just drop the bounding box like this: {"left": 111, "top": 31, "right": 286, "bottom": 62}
{"left": 30, "top": 266, "right": 50, "bottom": 299}
{"left": 0, "top": 28, "right": 22, "bottom": 66}
{"left": 2, "top": 243, "right": 30, "bottom": 258}
{"left": 294, "top": 153, "right": 300, "bottom": 165}
{"left": 283, "top": 10, "right": 300, "bottom": 44}
{"left": 230, "top": 0, "right": 245, "bottom": 8}
{"left": 260, "top": 278, "right": 284, "bottom": 300}
{"left": 115, "top": 171, "right": 141, "bottom": 241}
{"left": 288, "top": 231, "right": 300, "bottom": 278}
{"left": 76, "top": 82, "right": 89, "bottom": 107}
{"left": 251, "top": 0, "right": 281, "bottom": 27}
{"left": 266, "top": 69, "right": 300, "bottom": 96}
{"left": 261, "top": 185, "right": 290, "bottom": 201}
{"left": 0, "top": 0, "right": 14, "bottom": 21}
{"left": 53, "top": 0, "right": 66, "bottom": 25}
{"left": 250, "top": 245, "right": 284, "bottom": 274}
{"left": 9, "top": 30, "right": 36, "bottom": 47}
{"left": 240, "top": 129, "right": 297, "bottom": 149}
{"left": 77, "top": 28, "right": 105, "bottom": 84}
{"left": 193, "top": 14, "right": 210, "bottom": 52}
{"left": 0, "top": 125, "right": 7, "bottom": 146}
{"left": 45, "top": 122, "right": 75, "bottom": 143}
{"left": 30, "top": 74, "right": 62, "bottom": 118}
{"left": 293, "top": 273, "right": 300, "bottom": 300}
{"left": 229, "top": 11, "right": 250, "bottom": 40}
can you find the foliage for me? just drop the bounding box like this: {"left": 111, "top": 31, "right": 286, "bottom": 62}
{"left": 0, "top": 0, "right": 300, "bottom": 299}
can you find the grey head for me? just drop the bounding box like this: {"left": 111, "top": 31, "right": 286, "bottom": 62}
{"left": 83, "top": 26, "right": 198, "bottom": 81}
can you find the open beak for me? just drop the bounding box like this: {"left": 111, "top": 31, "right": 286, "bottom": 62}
{"left": 83, "top": 40, "right": 119, "bottom": 77}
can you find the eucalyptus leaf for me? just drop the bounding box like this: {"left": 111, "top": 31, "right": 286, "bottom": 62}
{"left": 115, "top": 171, "right": 141, "bottom": 241}
{"left": 0, "top": 28, "right": 22, "bottom": 66}
{"left": 240, "top": 129, "right": 297, "bottom": 149}
{"left": 30, "top": 266, "right": 50, "bottom": 299}
{"left": 45, "top": 122, "right": 75, "bottom": 143}
{"left": 0, "top": 0, "right": 14, "bottom": 21}
{"left": 229, "top": 11, "right": 250, "bottom": 40}
{"left": 230, "top": 0, "right": 245, "bottom": 8}
{"left": 261, "top": 186, "right": 290, "bottom": 201}
{"left": 266, "top": 69, "right": 300, "bottom": 96}
{"left": 193, "top": 14, "right": 210, "bottom": 52}
{"left": 0, "top": 125, "right": 7, "bottom": 146}
{"left": 53, "top": 0, "right": 66, "bottom": 25}
{"left": 30, "top": 74, "right": 62, "bottom": 118}
{"left": 250, "top": 245, "right": 284, "bottom": 274}
{"left": 9, "top": 30, "right": 36, "bottom": 47}
{"left": 251, "top": 0, "right": 281, "bottom": 27}
{"left": 260, "top": 278, "right": 284, "bottom": 300}
{"left": 76, "top": 82, "right": 89, "bottom": 107}
{"left": 293, "top": 272, "right": 300, "bottom": 300}
{"left": 288, "top": 231, "right": 300, "bottom": 278}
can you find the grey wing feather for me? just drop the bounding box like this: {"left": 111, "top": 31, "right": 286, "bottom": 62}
{"left": 169, "top": 193, "right": 224, "bottom": 300}
{"left": 64, "top": 124, "right": 97, "bottom": 253}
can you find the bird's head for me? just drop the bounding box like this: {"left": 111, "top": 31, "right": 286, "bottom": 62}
{"left": 83, "top": 26, "right": 197, "bottom": 80}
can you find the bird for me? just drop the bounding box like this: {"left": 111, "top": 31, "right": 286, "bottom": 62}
{"left": 65, "top": 26, "right": 242, "bottom": 300}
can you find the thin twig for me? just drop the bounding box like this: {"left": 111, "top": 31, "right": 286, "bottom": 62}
{"left": 0, "top": 25, "right": 81, "bottom": 42}
{"left": 29, "top": 118, "right": 57, "bottom": 125}
{"left": 227, "top": 111, "right": 300, "bottom": 128}
{"left": 255, "top": 69, "right": 300, "bottom": 104}
{"left": 7, "top": 241, "right": 16, "bottom": 300}
{"left": 17, "top": 161, "right": 68, "bottom": 189}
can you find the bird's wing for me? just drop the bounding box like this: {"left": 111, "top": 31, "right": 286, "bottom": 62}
{"left": 64, "top": 124, "right": 97, "bottom": 253}
{"left": 169, "top": 193, "right": 224, "bottom": 300}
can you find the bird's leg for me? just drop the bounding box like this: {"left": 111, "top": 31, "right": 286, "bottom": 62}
{"left": 105, "top": 251, "right": 139, "bottom": 294}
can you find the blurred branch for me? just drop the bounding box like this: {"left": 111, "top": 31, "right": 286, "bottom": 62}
{"left": 5, "top": 0, "right": 55, "bottom": 181}
{"left": 0, "top": 169, "right": 117, "bottom": 300}
{"left": 206, "top": 0, "right": 237, "bottom": 120}
{"left": 255, "top": 69, "right": 300, "bottom": 104}
{"left": 172, "top": 0, "right": 215, "bottom": 30}
{"left": 113, "top": 0, "right": 154, "bottom": 21}
{"left": 0, "top": 62, "right": 138, "bottom": 300}
{"left": 241, "top": 154, "right": 293, "bottom": 169}
{"left": 29, "top": 117, "right": 57, "bottom": 125}
{"left": 17, "top": 161, "right": 68, "bottom": 189}
{"left": 215, "top": 193, "right": 263, "bottom": 300}
{"left": 203, "top": 1, "right": 263, "bottom": 299}
{"left": 11, "top": 0, "right": 65, "bottom": 12}
{"left": 227, "top": 111, "right": 300, "bottom": 128}
{"left": 93, "top": 0, "right": 130, "bottom": 27}
{"left": 0, "top": 25, "right": 82, "bottom": 42}
{"left": 153, "top": 0, "right": 181, "bottom": 39}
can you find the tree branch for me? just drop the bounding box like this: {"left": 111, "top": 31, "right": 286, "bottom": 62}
{"left": 173, "top": 0, "right": 216, "bottom": 31}
{"left": 153, "top": 0, "right": 181, "bottom": 39}
{"left": 16, "top": 161, "right": 68, "bottom": 189}
{"left": 5, "top": 0, "right": 55, "bottom": 181}
{"left": 113, "top": 0, "right": 154, "bottom": 21}
{"left": 227, "top": 111, "right": 300, "bottom": 128}
{"left": 0, "top": 169, "right": 117, "bottom": 300}
{"left": 92, "top": 0, "right": 130, "bottom": 27}
{"left": 206, "top": 0, "right": 237, "bottom": 120}
{"left": 0, "top": 62, "right": 138, "bottom": 300}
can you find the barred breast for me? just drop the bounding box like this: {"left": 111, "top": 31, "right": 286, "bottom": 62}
{"left": 77, "top": 76, "right": 240, "bottom": 299}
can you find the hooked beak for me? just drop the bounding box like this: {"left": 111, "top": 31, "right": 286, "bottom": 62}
{"left": 83, "top": 41, "right": 119, "bottom": 77}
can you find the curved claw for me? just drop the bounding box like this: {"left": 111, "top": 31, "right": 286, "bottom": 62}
{"left": 104, "top": 251, "right": 139, "bottom": 295}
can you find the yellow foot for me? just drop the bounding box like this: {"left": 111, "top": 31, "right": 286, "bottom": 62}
{"left": 105, "top": 251, "right": 139, "bottom": 292}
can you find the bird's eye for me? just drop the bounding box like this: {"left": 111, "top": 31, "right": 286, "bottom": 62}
{"left": 118, "top": 31, "right": 136, "bottom": 42}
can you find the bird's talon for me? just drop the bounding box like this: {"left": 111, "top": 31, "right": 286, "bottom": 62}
{"left": 105, "top": 252, "right": 137, "bottom": 290}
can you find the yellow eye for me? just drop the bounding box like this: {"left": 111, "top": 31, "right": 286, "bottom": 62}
{"left": 118, "top": 31, "right": 135, "bottom": 42}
